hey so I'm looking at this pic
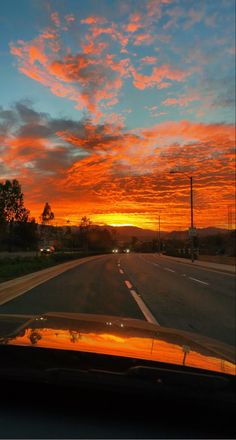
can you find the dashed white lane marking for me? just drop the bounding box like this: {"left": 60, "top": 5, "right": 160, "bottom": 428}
{"left": 119, "top": 269, "right": 124, "bottom": 274}
{"left": 181, "top": 274, "right": 186, "bottom": 277}
{"left": 124, "top": 280, "right": 132, "bottom": 289}
{"left": 164, "top": 267, "right": 175, "bottom": 273}
{"left": 118, "top": 263, "right": 120, "bottom": 267}
{"left": 189, "top": 277, "right": 209, "bottom": 285}
{"left": 130, "top": 290, "right": 159, "bottom": 325}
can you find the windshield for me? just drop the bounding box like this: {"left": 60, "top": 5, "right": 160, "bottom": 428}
{"left": 0, "top": 0, "right": 235, "bottom": 376}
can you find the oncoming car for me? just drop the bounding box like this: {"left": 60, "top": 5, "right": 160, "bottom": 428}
{"left": 40, "top": 246, "right": 55, "bottom": 255}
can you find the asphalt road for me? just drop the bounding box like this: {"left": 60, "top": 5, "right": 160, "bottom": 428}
{"left": 0, "top": 253, "right": 235, "bottom": 346}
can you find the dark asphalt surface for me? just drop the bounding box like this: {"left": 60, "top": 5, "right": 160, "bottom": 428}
{"left": 0, "top": 253, "right": 235, "bottom": 346}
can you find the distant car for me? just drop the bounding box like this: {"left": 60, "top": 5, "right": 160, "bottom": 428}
{"left": 112, "top": 248, "right": 119, "bottom": 253}
{"left": 40, "top": 246, "right": 55, "bottom": 255}
{"left": 124, "top": 248, "right": 130, "bottom": 253}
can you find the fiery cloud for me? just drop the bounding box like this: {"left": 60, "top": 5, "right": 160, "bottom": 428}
{"left": 0, "top": 102, "right": 234, "bottom": 229}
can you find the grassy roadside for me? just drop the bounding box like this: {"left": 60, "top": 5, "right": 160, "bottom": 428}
{"left": 0, "top": 252, "right": 103, "bottom": 283}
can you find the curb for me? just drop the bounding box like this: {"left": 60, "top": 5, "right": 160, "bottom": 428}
{"left": 159, "top": 255, "right": 235, "bottom": 274}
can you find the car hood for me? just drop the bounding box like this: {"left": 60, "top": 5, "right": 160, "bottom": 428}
{"left": 0, "top": 312, "right": 235, "bottom": 376}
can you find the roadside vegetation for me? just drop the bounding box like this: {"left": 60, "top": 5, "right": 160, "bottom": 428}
{"left": 0, "top": 252, "right": 103, "bottom": 284}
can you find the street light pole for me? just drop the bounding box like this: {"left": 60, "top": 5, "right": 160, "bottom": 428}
{"left": 158, "top": 215, "right": 161, "bottom": 254}
{"left": 170, "top": 170, "right": 195, "bottom": 263}
{"left": 190, "top": 176, "right": 194, "bottom": 263}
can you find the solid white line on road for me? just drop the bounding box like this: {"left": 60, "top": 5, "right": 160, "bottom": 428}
{"left": 130, "top": 290, "right": 159, "bottom": 325}
{"left": 119, "top": 269, "right": 124, "bottom": 274}
{"left": 164, "top": 267, "right": 175, "bottom": 273}
{"left": 189, "top": 277, "right": 209, "bottom": 285}
{"left": 124, "top": 280, "right": 132, "bottom": 289}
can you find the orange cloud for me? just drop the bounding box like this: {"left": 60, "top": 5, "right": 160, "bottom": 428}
{"left": 80, "top": 16, "right": 106, "bottom": 25}
{"left": 141, "top": 56, "right": 158, "bottom": 64}
{"left": 133, "top": 32, "right": 154, "bottom": 46}
{"left": 124, "top": 12, "right": 144, "bottom": 33}
{"left": 51, "top": 12, "right": 61, "bottom": 27}
{"left": 65, "top": 14, "right": 75, "bottom": 23}
{"left": 131, "top": 64, "right": 191, "bottom": 89}
{"left": 162, "top": 94, "right": 201, "bottom": 107}
{"left": 10, "top": 29, "right": 125, "bottom": 117}
{"left": 1, "top": 102, "right": 234, "bottom": 229}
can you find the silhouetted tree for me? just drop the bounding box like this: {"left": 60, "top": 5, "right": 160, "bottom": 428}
{"left": 0, "top": 179, "right": 30, "bottom": 251}
{"left": 79, "top": 216, "right": 91, "bottom": 231}
{"left": 0, "top": 179, "right": 29, "bottom": 224}
{"left": 40, "top": 202, "right": 54, "bottom": 225}
{"left": 13, "top": 218, "right": 38, "bottom": 250}
{"left": 79, "top": 216, "right": 92, "bottom": 251}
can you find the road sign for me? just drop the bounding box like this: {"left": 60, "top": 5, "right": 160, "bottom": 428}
{"left": 188, "top": 227, "right": 197, "bottom": 237}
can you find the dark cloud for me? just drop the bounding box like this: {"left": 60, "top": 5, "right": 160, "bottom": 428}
{"left": 0, "top": 101, "right": 131, "bottom": 178}
{"left": 16, "top": 123, "right": 52, "bottom": 139}
{"left": 15, "top": 100, "right": 48, "bottom": 123}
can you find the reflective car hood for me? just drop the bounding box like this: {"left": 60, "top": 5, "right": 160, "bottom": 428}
{"left": 0, "top": 312, "right": 235, "bottom": 376}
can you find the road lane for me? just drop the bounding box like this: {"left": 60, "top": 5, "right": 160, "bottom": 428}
{"left": 0, "top": 252, "right": 235, "bottom": 347}
{"left": 120, "top": 253, "right": 235, "bottom": 346}
{"left": 0, "top": 255, "right": 144, "bottom": 320}
{"left": 141, "top": 254, "right": 235, "bottom": 297}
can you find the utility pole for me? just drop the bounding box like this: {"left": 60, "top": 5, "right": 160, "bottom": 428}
{"left": 158, "top": 215, "right": 161, "bottom": 254}
{"left": 228, "top": 205, "right": 233, "bottom": 231}
{"left": 170, "top": 170, "right": 195, "bottom": 263}
{"left": 190, "top": 176, "right": 194, "bottom": 263}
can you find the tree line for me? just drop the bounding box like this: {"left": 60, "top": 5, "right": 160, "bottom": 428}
{"left": 0, "top": 179, "right": 116, "bottom": 252}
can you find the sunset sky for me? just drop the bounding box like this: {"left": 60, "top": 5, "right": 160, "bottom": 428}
{"left": 0, "top": 0, "right": 235, "bottom": 230}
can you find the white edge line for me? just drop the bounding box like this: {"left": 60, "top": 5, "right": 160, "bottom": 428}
{"left": 164, "top": 267, "right": 175, "bottom": 273}
{"left": 189, "top": 277, "right": 209, "bottom": 285}
{"left": 130, "top": 290, "right": 159, "bottom": 325}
